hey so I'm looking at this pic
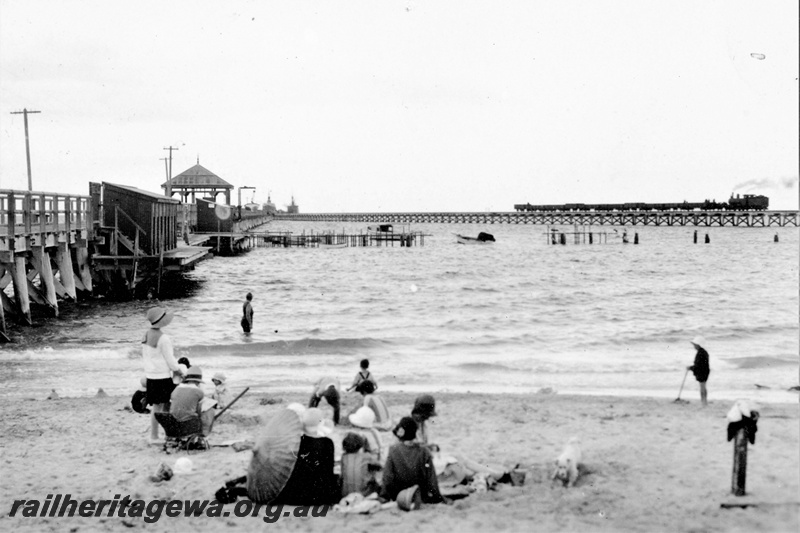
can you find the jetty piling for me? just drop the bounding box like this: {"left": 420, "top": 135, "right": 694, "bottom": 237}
{"left": 546, "top": 225, "right": 611, "bottom": 245}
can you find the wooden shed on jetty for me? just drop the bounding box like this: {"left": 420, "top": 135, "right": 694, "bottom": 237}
{"left": 90, "top": 182, "right": 211, "bottom": 299}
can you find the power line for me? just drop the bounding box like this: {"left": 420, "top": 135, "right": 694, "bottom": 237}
{"left": 10, "top": 108, "right": 41, "bottom": 191}
{"left": 163, "top": 146, "right": 179, "bottom": 197}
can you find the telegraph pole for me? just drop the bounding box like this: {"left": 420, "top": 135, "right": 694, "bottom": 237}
{"left": 10, "top": 108, "right": 41, "bottom": 191}
{"left": 159, "top": 157, "right": 169, "bottom": 185}
{"left": 163, "top": 145, "right": 179, "bottom": 197}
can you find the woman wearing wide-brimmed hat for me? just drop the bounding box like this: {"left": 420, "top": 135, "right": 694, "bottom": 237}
{"left": 380, "top": 416, "right": 445, "bottom": 504}
{"left": 142, "top": 306, "right": 181, "bottom": 444}
{"left": 687, "top": 336, "right": 710, "bottom": 406}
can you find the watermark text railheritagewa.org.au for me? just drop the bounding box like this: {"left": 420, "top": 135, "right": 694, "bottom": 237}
{"left": 8, "top": 494, "right": 329, "bottom": 523}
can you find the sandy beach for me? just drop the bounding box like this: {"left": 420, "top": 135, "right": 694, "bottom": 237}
{"left": 1, "top": 390, "right": 797, "bottom": 533}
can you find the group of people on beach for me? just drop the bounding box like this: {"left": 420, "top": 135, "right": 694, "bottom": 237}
{"left": 139, "top": 304, "right": 712, "bottom": 508}
{"left": 139, "top": 306, "right": 231, "bottom": 445}
{"left": 217, "top": 362, "right": 514, "bottom": 508}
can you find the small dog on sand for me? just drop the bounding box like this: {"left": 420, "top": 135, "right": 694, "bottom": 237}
{"left": 552, "top": 437, "right": 582, "bottom": 487}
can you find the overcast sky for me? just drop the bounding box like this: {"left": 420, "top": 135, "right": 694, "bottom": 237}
{"left": 1, "top": 0, "right": 797, "bottom": 212}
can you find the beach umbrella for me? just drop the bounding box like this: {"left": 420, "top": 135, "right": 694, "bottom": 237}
{"left": 246, "top": 409, "right": 303, "bottom": 503}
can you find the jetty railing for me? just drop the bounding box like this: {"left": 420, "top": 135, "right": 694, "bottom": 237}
{"left": 1, "top": 189, "right": 93, "bottom": 339}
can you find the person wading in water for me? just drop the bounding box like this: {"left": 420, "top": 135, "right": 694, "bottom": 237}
{"left": 241, "top": 292, "right": 254, "bottom": 333}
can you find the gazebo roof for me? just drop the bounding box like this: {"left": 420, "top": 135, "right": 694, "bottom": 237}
{"left": 162, "top": 163, "right": 233, "bottom": 190}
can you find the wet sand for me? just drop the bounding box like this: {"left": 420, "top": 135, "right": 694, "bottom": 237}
{"left": 1, "top": 390, "right": 797, "bottom": 532}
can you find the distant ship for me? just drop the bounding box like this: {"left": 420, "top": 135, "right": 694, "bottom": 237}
{"left": 287, "top": 196, "right": 299, "bottom": 214}
{"left": 263, "top": 193, "right": 277, "bottom": 214}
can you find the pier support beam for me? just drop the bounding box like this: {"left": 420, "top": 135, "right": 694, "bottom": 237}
{"left": 30, "top": 246, "right": 59, "bottom": 316}
{"left": 73, "top": 245, "right": 93, "bottom": 293}
{"left": 55, "top": 243, "right": 77, "bottom": 300}
{"left": 0, "top": 265, "right": 7, "bottom": 341}
{"left": 10, "top": 256, "right": 32, "bottom": 325}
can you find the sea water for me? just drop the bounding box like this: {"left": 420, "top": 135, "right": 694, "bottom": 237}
{"left": 1, "top": 222, "right": 797, "bottom": 404}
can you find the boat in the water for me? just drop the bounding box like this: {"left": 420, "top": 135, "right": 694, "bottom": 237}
{"left": 456, "top": 232, "right": 495, "bottom": 244}
{"left": 367, "top": 224, "right": 394, "bottom": 233}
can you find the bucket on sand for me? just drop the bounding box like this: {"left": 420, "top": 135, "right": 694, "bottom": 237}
{"left": 396, "top": 485, "right": 421, "bottom": 511}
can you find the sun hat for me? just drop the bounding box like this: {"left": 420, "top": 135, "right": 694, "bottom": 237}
{"left": 146, "top": 307, "right": 174, "bottom": 328}
{"left": 412, "top": 394, "right": 437, "bottom": 418}
{"left": 212, "top": 372, "right": 227, "bottom": 384}
{"left": 173, "top": 457, "right": 194, "bottom": 475}
{"left": 302, "top": 408, "right": 333, "bottom": 437}
{"left": 348, "top": 406, "right": 376, "bottom": 429}
{"left": 393, "top": 416, "right": 418, "bottom": 441}
{"left": 286, "top": 403, "right": 306, "bottom": 417}
{"left": 183, "top": 366, "right": 204, "bottom": 383}
{"left": 691, "top": 336, "right": 705, "bottom": 348}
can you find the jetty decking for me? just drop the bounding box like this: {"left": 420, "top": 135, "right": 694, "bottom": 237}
{"left": 278, "top": 210, "right": 799, "bottom": 227}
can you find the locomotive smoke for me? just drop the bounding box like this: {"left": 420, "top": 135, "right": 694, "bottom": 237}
{"left": 733, "top": 176, "right": 797, "bottom": 192}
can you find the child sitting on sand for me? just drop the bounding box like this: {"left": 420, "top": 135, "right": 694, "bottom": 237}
{"left": 211, "top": 372, "right": 231, "bottom": 410}
{"left": 347, "top": 359, "right": 377, "bottom": 393}
{"left": 341, "top": 432, "right": 381, "bottom": 497}
{"left": 354, "top": 380, "right": 392, "bottom": 430}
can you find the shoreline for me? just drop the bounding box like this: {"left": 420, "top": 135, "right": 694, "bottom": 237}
{"left": 2, "top": 390, "right": 798, "bottom": 532}
{"left": 6, "top": 383, "right": 799, "bottom": 406}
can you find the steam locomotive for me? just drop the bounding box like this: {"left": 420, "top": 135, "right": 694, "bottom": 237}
{"left": 513, "top": 194, "right": 769, "bottom": 212}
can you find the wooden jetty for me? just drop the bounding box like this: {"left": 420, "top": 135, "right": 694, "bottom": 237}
{"left": 190, "top": 203, "right": 425, "bottom": 252}
{"left": 193, "top": 227, "right": 427, "bottom": 251}
{"left": 1, "top": 188, "right": 93, "bottom": 339}
{"left": 278, "top": 210, "right": 799, "bottom": 227}
{"left": 1, "top": 184, "right": 217, "bottom": 341}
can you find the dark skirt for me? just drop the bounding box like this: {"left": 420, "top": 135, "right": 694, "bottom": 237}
{"left": 146, "top": 377, "right": 176, "bottom": 406}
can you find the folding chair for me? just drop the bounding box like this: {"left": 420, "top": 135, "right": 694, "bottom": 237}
{"left": 154, "top": 412, "right": 209, "bottom": 454}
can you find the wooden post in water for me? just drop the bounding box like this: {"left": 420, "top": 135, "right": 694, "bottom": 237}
{"left": 559, "top": 233, "right": 566, "bottom": 245}
{"left": 731, "top": 428, "right": 748, "bottom": 496}
{"left": 693, "top": 230, "right": 698, "bottom": 244}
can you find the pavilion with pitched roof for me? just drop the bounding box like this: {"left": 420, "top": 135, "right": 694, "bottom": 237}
{"left": 162, "top": 159, "right": 233, "bottom": 205}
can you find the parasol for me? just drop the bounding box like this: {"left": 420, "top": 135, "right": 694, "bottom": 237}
{"left": 246, "top": 409, "right": 303, "bottom": 503}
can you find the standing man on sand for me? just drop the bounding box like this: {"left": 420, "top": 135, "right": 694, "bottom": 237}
{"left": 241, "top": 292, "right": 254, "bottom": 333}
{"left": 687, "top": 336, "right": 710, "bottom": 406}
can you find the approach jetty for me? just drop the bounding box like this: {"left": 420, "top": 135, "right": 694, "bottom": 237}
{"left": 277, "top": 209, "right": 798, "bottom": 227}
